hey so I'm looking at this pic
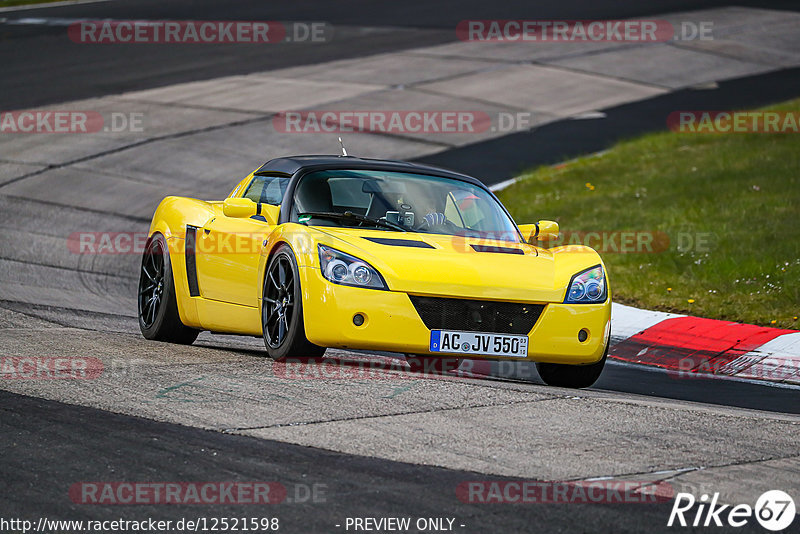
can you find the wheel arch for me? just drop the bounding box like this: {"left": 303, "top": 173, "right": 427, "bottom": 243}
{"left": 137, "top": 231, "right": 200, "bottom": 344}
{"left": 148, "top": 196, "right": 217, "bottom": 240}
{"left": 146, "top": 196, "right": 216, "bottom": 329}
{"left": 258, "top": 224, "right": 318, "bottom": 302}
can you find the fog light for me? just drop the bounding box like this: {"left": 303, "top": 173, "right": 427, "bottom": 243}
{"left": 353, "top": 313, "right": 365, "bottom": 326}
{"left": 578, "top": 329, "right": 589, "bottom": 342}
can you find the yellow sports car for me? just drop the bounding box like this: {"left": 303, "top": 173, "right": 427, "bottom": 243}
{"left": 139, "top": 155, "right": 611, "bottom": 388}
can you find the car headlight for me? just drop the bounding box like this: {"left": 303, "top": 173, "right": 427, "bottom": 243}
{"left": 318, "top": 245, "right": 388, "bottom": 290}
{"left": 564, "top": 265, "right": 607, "bottom": 304}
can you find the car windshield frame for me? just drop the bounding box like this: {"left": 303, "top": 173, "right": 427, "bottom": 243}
{"left": 288, "top": 168, "right": 523, "bottom": 242}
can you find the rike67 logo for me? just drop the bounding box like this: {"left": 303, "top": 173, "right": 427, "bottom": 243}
{"left": 668, "top": 490, "right": 795, "bottom": 531}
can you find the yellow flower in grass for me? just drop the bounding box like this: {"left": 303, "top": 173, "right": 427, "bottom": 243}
{"left": 687, "top": 299, "right": 695, "bottom": 304}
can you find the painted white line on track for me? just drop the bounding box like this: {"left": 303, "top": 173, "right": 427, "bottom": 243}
{"left": 0, "top": 0, "right": 112, "bottom": 14}
{"left": 489, "top": 176, "right": 519, "bottom": 192}
{"left": 570, "top": 111, "right": 607, "bottom": 120}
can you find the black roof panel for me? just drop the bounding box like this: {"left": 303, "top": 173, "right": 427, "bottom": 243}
{"left": 254, "top": 155, "right": 483, "bottom": 187}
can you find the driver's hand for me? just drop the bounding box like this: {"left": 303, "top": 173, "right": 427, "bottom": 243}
{"left": 422, "top": 212, "right": 447, "bottom": 227}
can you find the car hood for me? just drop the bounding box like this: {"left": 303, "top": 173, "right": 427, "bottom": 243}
{"left": 310, "top": 227, "right": 604, "bottom": 303}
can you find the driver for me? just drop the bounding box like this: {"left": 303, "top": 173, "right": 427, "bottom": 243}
{"left": 421, "top": 211, "right": 448, "bottom": 228}
{"left": 416, "top": 192, "right": 448, "bottom": 230}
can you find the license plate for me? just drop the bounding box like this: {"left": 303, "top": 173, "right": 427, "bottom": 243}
{"left": 429, "top": 330, "right": 528, "bottom": 357}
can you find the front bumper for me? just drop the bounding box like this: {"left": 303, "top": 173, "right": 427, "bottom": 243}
{"left": 301, "top": 266, "right": 610, "bottom": 365}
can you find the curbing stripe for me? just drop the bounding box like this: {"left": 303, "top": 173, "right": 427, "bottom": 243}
{"left": 610, "top": 317, "right": 793, "bottom": 370}
{"left": 610, "top": 302, "right": 682, "bottom": 342}
{"left": 610, "top": 307, "right": 800, "bottom": 385}
{"left": 733, "top": 332, "right": 800, "bottom": 384}
{"left": 456, "top": 303, "right": 800, "bottom": 386}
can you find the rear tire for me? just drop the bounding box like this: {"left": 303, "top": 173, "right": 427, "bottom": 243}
{"left": 536, "top": 343, "right": 608, "bottom": 389}
{"left": 138, "top": 233, "right": 199, "bottom": 344}
{"left": 262, "top": 245, "right": 326, "bottom": 360}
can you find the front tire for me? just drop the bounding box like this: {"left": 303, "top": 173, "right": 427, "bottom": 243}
{"left": 262, "top": 245, "right": 326, "bottom": 360}
{"left": 536, "top": 343, "right": 608, "bottom": 389}
{"left": 138, "top": 233, "right": 199, "bottom": 344}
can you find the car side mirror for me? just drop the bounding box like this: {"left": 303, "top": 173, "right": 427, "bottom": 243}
{"left": 223, "top": 197, "right": 258, "bottom": 218}
{"left": 518, "top": 220, "right": 559, "bottom": 243}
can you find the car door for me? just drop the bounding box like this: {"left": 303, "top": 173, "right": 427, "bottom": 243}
{"left": 194, "top": 213, "right": 272, "bottom": 307}
{"left": 194, "top": 174, "right": 288, "bottom": 307}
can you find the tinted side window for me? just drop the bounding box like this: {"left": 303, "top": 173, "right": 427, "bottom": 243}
{"left": 243, "top": 176, "right": 289, "bottom": 205}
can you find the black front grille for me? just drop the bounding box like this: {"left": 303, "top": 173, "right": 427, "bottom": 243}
{"left": 409, "top": 296, "right": 545, "bottom": 335}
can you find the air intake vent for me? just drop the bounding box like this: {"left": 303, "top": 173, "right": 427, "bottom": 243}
{"left": 362, "top": 237, "right": 434, "bottom": 249}
{"left": 409, "top": 296, "right": 545, "bottom": 334}
{"left": 470, "top": 244, "right": 524, "bottom": 254}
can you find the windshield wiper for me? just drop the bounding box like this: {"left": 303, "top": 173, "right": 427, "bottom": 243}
{"left": 299, "top": 211, "right": 408, "bottom": 232}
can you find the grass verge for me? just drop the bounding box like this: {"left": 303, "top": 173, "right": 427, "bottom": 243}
{"left": 498, "top": 98, "right": 800, "bottom": 328}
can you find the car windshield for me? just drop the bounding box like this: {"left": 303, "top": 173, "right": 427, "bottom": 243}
{"left": 291, "top": 169, "right": 521, "bottom": 241}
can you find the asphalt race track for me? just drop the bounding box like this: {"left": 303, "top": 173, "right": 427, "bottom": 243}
{"left": 1, "top": 1, "right": 799, "bottom": 533}
{"left": 5, "top": 388, "right": 790, "bottom": 534}
{"left": 3, "top": 0, "right": 798, "bottom": 109}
